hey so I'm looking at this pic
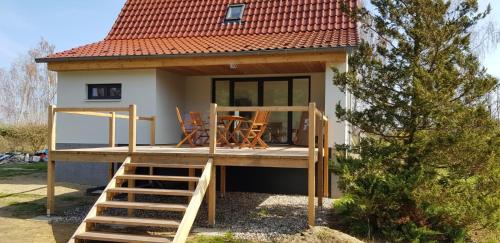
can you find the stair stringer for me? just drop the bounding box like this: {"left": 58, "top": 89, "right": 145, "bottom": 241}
{"left": 68, "top": 156, "right": 131, "bottom": 243}
{"left": 172, "top": 158, "right": 213, "bottom": 243}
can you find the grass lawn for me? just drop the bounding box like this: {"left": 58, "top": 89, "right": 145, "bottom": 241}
{"left": 0, "top": 162, "right": 47, "bottom": 178}
{"left": 189, "top": 232, "right": 256, "bottom": 243}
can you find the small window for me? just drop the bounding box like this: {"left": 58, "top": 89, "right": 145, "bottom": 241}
{"left": 87, "top": 84, "right": 122, "bottom": 100}
{"left": 225, "top": 4, "right": 245, "bottom": 23}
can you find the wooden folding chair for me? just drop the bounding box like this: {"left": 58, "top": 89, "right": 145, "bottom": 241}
{"left": 216, "top": 117, "right": 231, "bottom": 146}
{"left": 190, "top": 112, "right": 209, "bottom": 145}
{"left": 239, "top": 111, "right": 271, "bottom": 149}
{"left": 176, "top": 107, "right": 198, "bottom": 147}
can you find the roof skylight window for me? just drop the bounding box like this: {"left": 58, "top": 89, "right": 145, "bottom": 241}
{"left": 225, "top": 4, "right": 245, "bottom": 23}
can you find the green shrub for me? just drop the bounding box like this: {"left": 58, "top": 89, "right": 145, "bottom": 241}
{"left": 0, "top": 124, "right": 47, "bottom": 153}
{"left": 333, "top": 121, "right": 500, "bottom": 242}
{"left": 329, "top": 0, "right": 500, "bottom": 241}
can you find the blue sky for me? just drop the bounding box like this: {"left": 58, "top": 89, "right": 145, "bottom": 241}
{"left": 0, "top": 0, "right": 125, "bottom": 67}
{"left": 0, "top": 0, "right": 498, "bottom": 77}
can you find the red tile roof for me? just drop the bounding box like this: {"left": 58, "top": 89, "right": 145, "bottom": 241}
{"left": 43, "top": 0, "right": 358, "bottom": 61}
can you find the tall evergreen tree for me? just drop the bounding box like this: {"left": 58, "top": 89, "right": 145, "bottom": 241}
{"left": 332, "top": 0, "right": 500, "bottom": 241}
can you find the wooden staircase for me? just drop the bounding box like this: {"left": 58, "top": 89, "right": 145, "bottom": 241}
{"left": 69, "top": 157, "right": 213, "bottom": 243}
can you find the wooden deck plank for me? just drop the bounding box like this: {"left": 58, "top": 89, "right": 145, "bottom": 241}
{"left": 117, "top": 174, "right": 199, "bottom": 182}
{"left": 107, "top": 187, "right": 193, "bottom": 197}
{"left": 97, "top": 201, "right": 187, "bottom": 212}
{"left": 126, "top": 163, "right": 205, "bottom": 169}
{"left": 54, "top": 145, "right": 311, "bottom": 157}
{"left": 51, "top": 145, "right": 316, "bottom": 169}
{"left": 86, "top": 216, "right": 180, "bottom": 228}
{"left": 76, "top": 232, "right": 170, "bottom": 243}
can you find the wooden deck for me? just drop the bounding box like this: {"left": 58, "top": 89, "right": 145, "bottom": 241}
{"left": 52, "top": 145, "right": 316, "bottom": 168}
{"left": 47, "top": 103, "right": 330, "bottom": 229}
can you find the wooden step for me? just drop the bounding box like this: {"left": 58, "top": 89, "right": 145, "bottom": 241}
{"left": 75, "top": 231, "right": 170, "bottom": 243}
{"left": 127, "top": 163, "right": 204, "bottom": 169}
{"left": 86, "top": 216, "right": 180, "bottom": 228}
{"left": 117, "top": 174, "right": 199, "bottom": 182}
{"left": 97, "top": 201, "right": 187, "bottom": 212}
{"left": 107, "top": 187, "right": 193, "bottom": 197}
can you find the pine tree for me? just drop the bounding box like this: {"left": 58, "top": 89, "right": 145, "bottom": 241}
{"left": 332, "top": 0, "right": 500, "bottom": 241}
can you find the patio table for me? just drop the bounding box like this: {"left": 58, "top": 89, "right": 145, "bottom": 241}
{"left": 218, "top": 115, "right": 247, "bottom": 147}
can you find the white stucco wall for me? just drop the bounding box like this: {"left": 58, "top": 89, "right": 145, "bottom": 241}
{"left": 155, "top": 70, "right": 186, "bottom": 144}
{"left": 309, "top": 72, "right": 326, "bottom": 110}
{"left": 325, "top": 59, "right": 350, "bottom": 147}
{"left": 183, "top": 76, "right": 212, "bottom": 116}
{"left": 56, "top": 69, "right": 157, "bottom": 144}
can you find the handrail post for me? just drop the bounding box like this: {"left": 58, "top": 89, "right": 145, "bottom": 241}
{"left": 307, "top": 102, "right": 316, "bottom": 226}
{"left": 150, "top": 116, "right": 156, "bottom": 146}
{"left": 208, "top": 103, "right": 217, "bottom": 226}
{"left": 47, "top": 105, "right": 56, "bottom": 216}
{"left": 108, "top": 112, "right": 116, "bottom": 180}
{"left": 209, "top": 103, "right": 217, "bottom": 155}
{"left": 109, "top": 112, "right": 116, "bottom": 147}
{"left": 128, "top": 104, "right": 137, "bottom": 153}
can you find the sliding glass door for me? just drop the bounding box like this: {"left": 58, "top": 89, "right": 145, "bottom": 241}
{"left": 263, "top": 80, "right": 289, "bottom": 143}
{"left": 234, "top": 81, "right": 259, "bottom": 120}
{"left": 212, "top": 76, "right": 310, "bottom": 144}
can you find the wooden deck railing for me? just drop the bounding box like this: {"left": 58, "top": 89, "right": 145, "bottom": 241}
{"left": 48, "top": 105, "right": 156, "bottom": 152}
{"left": 173, "top": 158, "right": 213, "bottom": 243}
{"left": 209, "top": 103, "right": 329, "bottom": 226}
{"left": 46, "top": 105, "right": 156, "bottom": 215}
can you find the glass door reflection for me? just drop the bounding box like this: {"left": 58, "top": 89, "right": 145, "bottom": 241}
{"left": 263, "top": 81, "right": 289, "bottom": 144}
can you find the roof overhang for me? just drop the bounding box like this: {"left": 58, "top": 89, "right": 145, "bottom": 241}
{"left": 36, "top": 47, "right": 351, "bottom": 72}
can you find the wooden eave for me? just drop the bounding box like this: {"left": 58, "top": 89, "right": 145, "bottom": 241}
{"left": 40, "top": 49, "right": 348, "bottom": 72}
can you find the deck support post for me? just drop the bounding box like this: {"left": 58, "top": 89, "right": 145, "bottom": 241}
{"left": 318, "top": 116, "right": 324, "bottom": 208}
{"left": 324, "top": 119, "right": 329, "bottom": 197}
{"left": 108, "top": 112, "right": 116, "bottom": 180}
{"left": 47, "top": 105, "right": 56, "bottom": 216}
{"left": 188, "top": 168, "right": 195, "bottom": 201}
{"left": 308, "top": 102, "right": 316, "bottom": 226}
{"left": 208, "top": 103, "right": 217, "bottom": 226}
{"left": 208, "top": 163, "right": 216, "bottom": 226}
{"left": 149, "top": 116, "right": 156, "bottom": 184}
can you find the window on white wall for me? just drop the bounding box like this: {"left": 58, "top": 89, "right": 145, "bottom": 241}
{"left": 87, "top": 84, "right": 122, "bottom": 100}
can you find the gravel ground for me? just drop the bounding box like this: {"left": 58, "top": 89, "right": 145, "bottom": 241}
{"left": 54, "top": 192, "right": 335, "bottom": 242}
{"left": 197, "top": 192, "right": 334, "bottom": 241}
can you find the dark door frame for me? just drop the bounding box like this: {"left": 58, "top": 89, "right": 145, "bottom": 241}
{"left": 211, "top": 76, "right": 311, "bottom": 144}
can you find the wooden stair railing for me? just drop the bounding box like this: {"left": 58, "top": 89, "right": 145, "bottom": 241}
{"left": 68, "top": 157, "right": 212, "bottom": 243}
{"left": 173, "top": 159, "right": 213, "bottom": 243}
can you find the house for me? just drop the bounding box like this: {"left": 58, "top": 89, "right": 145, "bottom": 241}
{"left": 36, "top": 0, "right": 358, "bottom": 242}
{"left": 38, "top": 0, "right": 357, "bottom": 189}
